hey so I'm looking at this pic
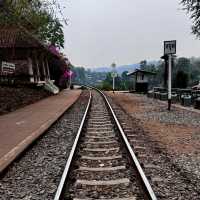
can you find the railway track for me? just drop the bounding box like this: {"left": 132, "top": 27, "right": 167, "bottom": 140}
{"left": 54, "top": 88, "right": 157, "bottom": 200}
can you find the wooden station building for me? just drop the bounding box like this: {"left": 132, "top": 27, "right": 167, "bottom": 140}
{"left": 128, "top": 69, "right": 156, "bottom": 93}
{"left": 0, "top": 27, "right": 70, "bottom": 86}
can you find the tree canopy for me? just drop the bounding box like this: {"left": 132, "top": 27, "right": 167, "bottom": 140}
{"left": 181, "top": 0, "right": 200, "bottom": 38}
{"left": 0, "top": 0, "right": 64, "bottom": 48}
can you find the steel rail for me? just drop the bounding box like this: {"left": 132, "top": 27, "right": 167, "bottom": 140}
{"left": 54, "top": 89, "right": 92, "bottom": 200}
{"left": 96, "top": 88, "right": 157, "bottom": 200}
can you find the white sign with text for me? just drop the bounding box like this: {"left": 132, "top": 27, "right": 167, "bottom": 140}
{"left": 164, "top": 40, "right": 176, "bottom": 55}
{"left": 1, "top": 61, "right": 15, "bottom": 74}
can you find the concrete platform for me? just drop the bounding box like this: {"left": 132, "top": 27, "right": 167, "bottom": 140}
{"left": 0, "top": 89, "right": 82, "bottom": 173}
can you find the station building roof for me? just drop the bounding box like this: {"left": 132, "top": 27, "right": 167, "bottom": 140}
{"left": 0, "top": 27, "right": 43, "bottom": 49}
{"left": 0, "top": 27, "right": 70, "bottom": 67}
{"left": 127, "top": 69, "right": 156, "bottom": 76}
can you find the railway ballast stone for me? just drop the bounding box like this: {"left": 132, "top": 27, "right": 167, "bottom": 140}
{"left": 106, "top": 92, "right": 200, "bottom": 199}
{"left": 0, "top": 91, "right": 90, "bottom": 200}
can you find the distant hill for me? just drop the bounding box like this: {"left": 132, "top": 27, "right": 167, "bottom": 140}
{"left": 90, "top": 61, "right": 159, "bottom": 74}
{"left": 91, "top": 63, "right": 139, "bottom": 74}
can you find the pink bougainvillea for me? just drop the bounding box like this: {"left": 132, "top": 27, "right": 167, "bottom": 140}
{"left": 48, "top": 45, "right": 60, "bottom": 57}
{"left": 63, "top": 70, "right": 74, "bottom": 78}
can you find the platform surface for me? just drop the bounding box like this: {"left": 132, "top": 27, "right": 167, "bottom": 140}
{"left": 0, "top": 89, "right": 82, "bottom": 172}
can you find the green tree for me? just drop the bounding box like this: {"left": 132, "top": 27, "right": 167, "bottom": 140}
{"left": 174, "top": 70, "right": 189, "bottom": 88}
{"left": 39, "top": 18, "right": 64, "bottom": 48}
{"left": 190, "top": 58, "right": 200, "bottom": 84}
{"left": 100, "top": 71, "right": 132, "bottom": 91}
{"left": 175, "top": 57, "right": 190, "bottom": 73}
{"left": 121, "top": 71, "right": 132, "bottom": 90}
{"left": 101, "top": 81, "right": 113, "bottom": 91}
{"left": 172, "top": 57, "right": 191, "bottom": 86}
{"left": 71, "top": 66, "right": 86, "bottom": 85}
{"left": 181, "top": 0, "right": 200, "bottom": 38}
{"left": 140, "top": 60, "right": 147, "bottom": 70}
{"left": 0, "top": 0, "right": 64, "bottom": 48}
{"left": 139, "top": 60, "right": 156, "bottom": 72}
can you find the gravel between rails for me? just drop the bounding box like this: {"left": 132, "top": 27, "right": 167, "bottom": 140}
{"left": 106, "top": 94, "right": 200, "bottom": 200}
{"left": 0, "top": 90, "right": 90, "bottom": 200}
{"left": 64, "top": 91, "right": 144, "bottom": 200}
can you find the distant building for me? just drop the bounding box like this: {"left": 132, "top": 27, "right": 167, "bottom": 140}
{"left": 127, "top": 69, "right": 156, "bottom": 93}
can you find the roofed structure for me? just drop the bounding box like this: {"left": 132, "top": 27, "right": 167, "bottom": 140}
{"left": 127, "top": 69, "right": 156, "bottom": 93}
{"left": 0, "top": 27, "right": 42, "bottom": 48}
{"left": 127, "top": 69, "right": 156, "bottom": 76}
{"left": 0, "top": 27, "right": 70, "bottom": 87}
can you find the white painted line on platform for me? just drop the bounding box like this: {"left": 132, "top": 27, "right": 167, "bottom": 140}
{"left": 16, "top": 120, "right": 26, "bottom": 125}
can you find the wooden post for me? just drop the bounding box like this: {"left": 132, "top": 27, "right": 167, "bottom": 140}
{"left": 46, "top": 57, "right": 50, "bottom": 80}
{"left": 135, "top": 72, "right": 138, "bottom": 91}
{"left": 27, "top": 57, "right": 34, "bottom": 83}
{"left": 41, "top": 54, "right": 47, "bottom": 81}
{"left": 35, "top": 53, "right": 40, "bottom": 82}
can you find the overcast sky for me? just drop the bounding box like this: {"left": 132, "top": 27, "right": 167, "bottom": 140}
{"left": 61, "top": 0, "right": 200, "bottom": 68}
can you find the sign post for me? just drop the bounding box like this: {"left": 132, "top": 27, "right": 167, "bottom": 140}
{"left": 168, "top": 54, "right": 172, "bottom": 110}
{"left": 113, "top": 74, "right": 115, "bottom": 92}
{"left": 1, "top": 61, "right": 15, "bottom": 74}
{"left": 111, "top": 71, "right": 117, "bottom": 92}
{"left": 164, "top": 40, "right": 176, "bottom": 111}
{"left": 111, "top": 63, "right": 117, "bottom": 93}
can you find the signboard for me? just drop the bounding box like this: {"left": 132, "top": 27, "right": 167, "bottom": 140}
{"left": 1, "top": 61, "right": 15, "bottom": 74}
{"left": 164, "top": 40, "right": 176, "bottom": 55}
{"left": 163, "top": 40, "right": 176, "bottom": 110}
{"left": 111, "top": 72, "right": 117, "bottom": 78}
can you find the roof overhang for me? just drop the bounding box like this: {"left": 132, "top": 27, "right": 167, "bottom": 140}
{"left": 127, "top": 69, "right": 156, "bottom": 76}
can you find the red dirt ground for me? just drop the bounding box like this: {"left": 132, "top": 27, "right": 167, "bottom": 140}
{"left": 107, "top": 92, "right": 200, "bottom": 155}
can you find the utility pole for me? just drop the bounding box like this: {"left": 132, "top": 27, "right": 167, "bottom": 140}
{"left": 113, "top": 75, "right": 115, "bottom": 92}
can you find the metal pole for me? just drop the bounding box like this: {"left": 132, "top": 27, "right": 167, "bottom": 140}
{"left": 168, "top": 54, "right": 172, "bottom": 111}
{"left": 113, "top": 76, "right": 115, "bottom": 93}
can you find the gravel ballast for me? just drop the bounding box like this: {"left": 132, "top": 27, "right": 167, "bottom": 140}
{"left": 106, "top": 92, "right": 200, "bottom": 199}
{"left": 0, "top": 90, "right": 89, "bottom": 200}
{"left": 65, "top": 91, "right": 143, "bottom": 199}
